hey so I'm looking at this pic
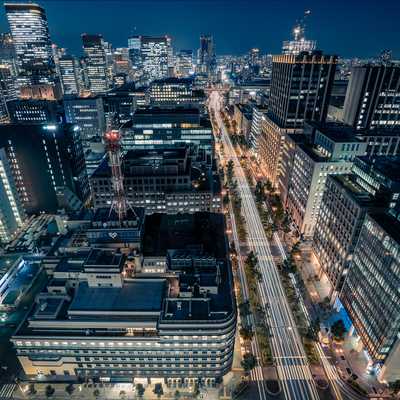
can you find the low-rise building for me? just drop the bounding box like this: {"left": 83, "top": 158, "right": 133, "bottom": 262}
{"left": 12, "top": 212, "right": 236, "bottom": 386}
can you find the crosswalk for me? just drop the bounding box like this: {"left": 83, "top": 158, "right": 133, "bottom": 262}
{"left": 0, "top": 384, "right": 15, "bottom": 399}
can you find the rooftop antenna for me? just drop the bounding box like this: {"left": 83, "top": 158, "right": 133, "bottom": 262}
{"left": 103, "top": 130, "right": 136, "bottom": 224}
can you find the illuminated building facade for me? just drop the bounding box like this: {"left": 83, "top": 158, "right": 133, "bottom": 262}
{"left": 340, "top": 212, "right": 400, "bottom": 382}
{"left": 59, "top": 55, "right": 82, "bottom": 95}
{"left": 12, "top": 213, "right": 236, "bottom": 385}
{"left": 5, "top": 3, "right": 59, "bottom": 93}
{"left": 0, "top": 148, "right": 25, "bottom": 243}
{"left": 82, "top": 34, "right": 109, "bottom": 95}
{"left": 0, "top": 123, "right": 89, "bottom": 214}
{"left": 343, "top": 64, "right": 400, "bottom": 130}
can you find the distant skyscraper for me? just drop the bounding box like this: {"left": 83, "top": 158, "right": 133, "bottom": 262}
{"left": 5, "top": 3, "right": 58, "bottom": 91}
{"left": 0, "top": 64, "right": 18, "bottom": 123}
{"left": 140, "top": 35, "right": 172, "bottom": 82}
{"left": 343, "top": 64, "right": 400, "bottom": 130}
{"left": 175, "top": 50, "right": 193, "bottom": 77}
{"left": 59, "top": 55, "right": 81, "bottom": 95}
{"left": 0, "top": 32, "right": 17, "bottom": 75}
{"left": 128, "top": 35, "right": 142, "bottom": 69}
{"left": 198, "top": 35, "right": 216, "bottom": 78}
{"left": 282, "top": 10, "right": 316, "bottom": 55}
{"left": 81, "top": 34, "right": 109, "bottom": 94}
{"left": 51, "top": 43, "right": 66, "bottom": 78}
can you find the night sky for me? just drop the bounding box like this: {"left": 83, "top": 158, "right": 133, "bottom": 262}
{"left": 0, "top": 0, "right": 399, "bottom": 59}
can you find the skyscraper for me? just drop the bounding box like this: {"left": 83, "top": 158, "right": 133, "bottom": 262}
{"left": 268, "top": 51, "right": 337, "bottom": 129}
{"left": 198, "top": 35, "right": 216, "bottom": 78}
{"left": 81, "top": 34, "right": 109, "bottom": 94}
{"left": 175, "top": 49, "right": 194, "bottom": 77}
{"left": 343, "top": 64, "right": 400, "bottom": 130}
{"left": 140, "top": 35, "right": 172, "bottom": 82}
{"left": 127, "top": 35, "right": 142, "bottom": 69}
{"left": 0, "top": 123, "right": 89, "bottom": 214}
{"left": 0, "top": 147, "right": 26, "bottom": 243}
{"left": 0, "top": 64, "right": 18, "bottom": 123}
{"left": 258, "top": 51, "right": 337, "bottom": 187}
{"left": 59, "top": 55, "right": 82, "bottom": 95}
{"left": 64, "top": 97, "right": 106, "bottom": 148}
{"left": 5, "top": 3, "right": 58, "bottom": 93}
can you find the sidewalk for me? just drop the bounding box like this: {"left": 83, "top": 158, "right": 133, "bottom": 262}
{"left": 12, "top": 381, "right": 221, "bottom": 400}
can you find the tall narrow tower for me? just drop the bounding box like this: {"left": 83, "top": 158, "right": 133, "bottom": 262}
{"left": 104, "top": 130, "right": 128, "bottom": 223}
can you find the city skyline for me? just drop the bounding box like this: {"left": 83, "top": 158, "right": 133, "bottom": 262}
{"left": 0, "top": 0, "right": 399, "bottom": 58}
{"left": 1, "top": 0, "right": 400, "bottom": 398}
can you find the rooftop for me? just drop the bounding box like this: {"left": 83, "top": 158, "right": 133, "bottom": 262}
{"left": 151, "top": 77, "right": 194, "bottom": 85}
{"left": 69, "top": 280, "right": 165, "bottom": 313}
{"left": 85, "top": 249, "right": 124, "bottom": 267}
{"left": 368, "top": 211, "right": 400, "bottom": 244}
{"left": 142, "top": 213, "right": 227, "bottom": 258}
{"left": 0, "top": 255, "right": 22, "bottom": 280}
{"left": 330, "top": 175, "right": 378, "bottom": 207}
{"left": 306, "top": 121, "right": 361, "bottom": 143}
{"left": 356, "top": 155, "right": 400, "bottom": 183}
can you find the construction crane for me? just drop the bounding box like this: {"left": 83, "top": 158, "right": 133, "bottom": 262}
{"left": 293, "top": 9, "right": 311, "bottom": 41}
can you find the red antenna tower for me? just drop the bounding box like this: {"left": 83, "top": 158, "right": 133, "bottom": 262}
{"left": 104, "top": 130, "right": 133, "bottom": 224}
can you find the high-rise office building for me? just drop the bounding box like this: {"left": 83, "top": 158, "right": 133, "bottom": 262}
{"left": 340, "top": 212, "right": 400, "bottom": 383}
{"left": 0, "top": 32, "right": 16, "bottom": 66}
{"left": 268, "top": 51, "right": 337, "bottom": 129}
{"left": 0, "top": 123, "right": 89, "bottom": 214}
{"left": 285, "top": 122, "right": 366, "bottom": 238}
{"left": 197, "top": 35, "right": 216, "bottom": 78}
{"left": 127, "top": 35, "right": 142, "bottom": 69}
{"left": 140, "top": 36, "right": 172, "bottom": 82}
{"left": 0, "top": 63, "right": 18, "bottom": 123}
{"left": 81, "top": 34, "right": 109, "bottom": 95}
{"left": 312, "top": 154, "right": 400, "bottom": 299}
{"left": 175, "top": 49, "right": 194, "bottom": 77}
{"left": 59, "top": 55, "right": 82, "bottom": 96}
{"left": 0, "top": 147, "right": 26, "bottom": 243}
{"left": 258, "top": 51, "right": 337, "bottom": 187}
{"left": 121, "top": 108, "right": 214, "bottom": 167}
{"left": 5, "top": 2, "right": 59, "bottom": 96}
{"left": 343, "top": 64, "right": 400, "bottom": 130}
{"left": 7, "top": 99, "right": 62, "bottom": 124}
{"left": 64, "top": 97, "right": 106, "bottom": 149}
{"left": 149, "top": 77, "right": 205, "bottom": 110}
{"left": 51, "top": 43, "right": 66, "bottom": 79}
{"left": 312, "top": 174, "right": 382, "bottom": 296}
